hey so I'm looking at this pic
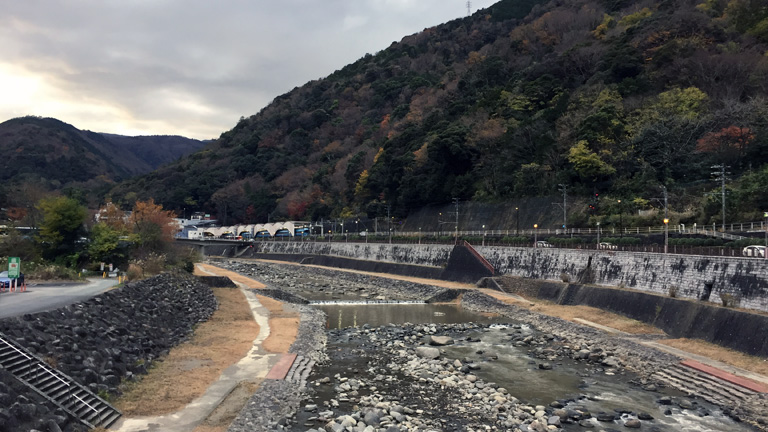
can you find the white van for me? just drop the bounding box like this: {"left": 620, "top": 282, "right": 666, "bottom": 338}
{"left": 742, "top": 245, "right": 766, "bottom": 258}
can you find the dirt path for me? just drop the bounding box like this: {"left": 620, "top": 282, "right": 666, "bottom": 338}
{"left": 115, "top": 286, "right": 258, "bottom": 416}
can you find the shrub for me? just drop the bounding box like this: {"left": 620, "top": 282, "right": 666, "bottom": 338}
{"left": 720, "top": 293, "right": 738, "bottom": 308}
{"left": 668, "top": 285, "right": 678, "bottom": 298}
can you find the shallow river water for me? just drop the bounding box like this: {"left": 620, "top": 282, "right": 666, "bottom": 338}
{"left": 304, "top": 302, "right": 755, "bottom": 431}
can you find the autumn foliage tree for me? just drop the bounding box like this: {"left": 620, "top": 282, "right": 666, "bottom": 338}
{"left": 696, "top": 126, "right": 754, "bottom": 168}
{"left": 129, "top": 199, "right": 177, "bottom": 258}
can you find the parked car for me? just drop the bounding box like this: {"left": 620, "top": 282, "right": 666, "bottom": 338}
{"left": 0, "top": 270, "right": 24, "bottom": 289}
{"left": 599, "top": 242, "right": 617, "bottom": 250}
{"left": 742, "top": 245, "right": 766, "bottom": 258}
{"left": 220, "top": 232, "right": 235, "bottom": 239}
{"left": 535, "top": 240, "right": 553, "bottom": 248}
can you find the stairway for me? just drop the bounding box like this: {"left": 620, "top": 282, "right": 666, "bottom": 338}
{"left": 652, "top": 363, "right": 759, "bottom": 406}
{"left": 285, "top": 355, "right": 315, "bottom": 388}
{"left": 0, "top": 333, "right": 122, "bottom": 429}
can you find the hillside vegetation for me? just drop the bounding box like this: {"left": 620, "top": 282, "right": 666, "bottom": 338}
{"left": 0, "top": 116, "right": 207, "bottom": 212}
{"left": 110, "top": 0, "right": 768, "bottom": 227}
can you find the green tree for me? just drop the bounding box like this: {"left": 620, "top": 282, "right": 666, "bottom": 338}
{"left": 36, "top": 196, "right": 87, "bottom": 263}
{"left": 88, "top": 223, "right": 133, "bottom": 268}
{"left": 568, "top": 140, "right": 617, "bottom": 180}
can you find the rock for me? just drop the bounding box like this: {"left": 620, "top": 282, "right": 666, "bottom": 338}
{"left": 624, "top": 418, "right": 641, "bottom": 428}
{"left": 657, "top": 396, "right": 673, "bottom": 405}
{"left": 538, "top": 362, "right": 553, "bottom": 370}
{"left": 679, "top": 399, "right": 695, "bottom": 410}
{"left": 596, "top": 412, "right": 616, "bottom": 422}
{"left": 415, "top": 347, "right": 440, "bottom": 359}
{"left": 601, "top": 357, "right": 621, "bottom": 368}
{"left": 428, "top": 336, "right": 454, "bottom": 346}
{"left": 547, "top": 415, "right": 561, "bottom": 426}
{"left": 305, "top": 404, "right": 318, "bottom": 412}
{"left": 637, "top": 412, "right": 654, "bottom": 420}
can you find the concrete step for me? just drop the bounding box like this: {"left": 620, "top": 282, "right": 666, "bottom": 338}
{"left": 652, "top": 364, "right": 759, "bottom": 407}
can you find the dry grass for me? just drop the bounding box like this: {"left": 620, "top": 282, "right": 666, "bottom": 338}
{"left": 192, "top": 380, "right": 262, "bottom": 432}
{"left": 660, "top": 338, "right": 768, "bottom": 376}
{"left": 255, "top": 294, "right": 299, "bottom": 353}
{"left": 113, "top": 287, "right": 258, "bottom": 416}
{"left": 480, "top": 289, "right": 665, "bottom": 335}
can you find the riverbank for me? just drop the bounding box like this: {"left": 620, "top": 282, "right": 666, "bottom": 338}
{"left": 215, "top": 258, "right": 768, "bottom": 431}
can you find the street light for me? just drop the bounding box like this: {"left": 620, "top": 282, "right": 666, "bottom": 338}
{"left": 482, "top": 225, "right": 486, "bottom": 246}
{"left": 419, "top": 227, "right": 422, "bottom": 244}
{"left": 617, "top": 199, "right": 623, "bottom": 244}
{"left": 663, "top": 218, "right": 669, "bottom": 254}
{"left": 596, "top": 221, "right": 600, "bottom": 248}
{"left": 515, "top": 207, "right": 520, "bottom": 236}
{"left": 534, "top": 224, "right": 538, "bottom": 247}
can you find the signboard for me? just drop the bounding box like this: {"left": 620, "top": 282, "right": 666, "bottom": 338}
{"left": 8, "top": 257, "right": 20, "bottom": 279}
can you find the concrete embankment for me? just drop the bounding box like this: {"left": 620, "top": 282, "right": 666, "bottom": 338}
{"left": 197, "top": 241, "right": 768, "bottom": 312}
{"left": 487, "top": 277, "right": 768, "bottom": 357}
{"left": 0, "top": 271, "right": 217, "bottom": 432}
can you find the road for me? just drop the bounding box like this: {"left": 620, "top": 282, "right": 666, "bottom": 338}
{"left": 0, "top": 278, "right": 119, "bottom": 319}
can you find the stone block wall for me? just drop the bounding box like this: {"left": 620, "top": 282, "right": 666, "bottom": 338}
{"left": 212, "top": 241, "right": 768, "bottom": 313}
{"left": 250, "top": 241, "right": 453, "bottom": 268}
{"left": 476, "top": 246, "right": 768, "bottom": 312}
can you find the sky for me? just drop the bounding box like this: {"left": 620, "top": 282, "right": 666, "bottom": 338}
{"left": 0, "top": 0, "right": 498, "bottom": 140}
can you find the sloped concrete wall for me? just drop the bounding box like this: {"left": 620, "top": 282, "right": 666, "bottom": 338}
{"left": 476, "top": 246, "right": 768, "bottom": 312}
{"left": 200, "top": 240, "right": 768, "bottom": 312}
{"left": 249, "top": 241, "right": 453, "bottom": 267}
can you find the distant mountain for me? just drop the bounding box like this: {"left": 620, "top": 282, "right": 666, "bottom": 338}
{"left": 110, "top": 0, "right": 768, "bottom": 227}
{"left": 0, "top": 116, "right": 207, "bottom": 201}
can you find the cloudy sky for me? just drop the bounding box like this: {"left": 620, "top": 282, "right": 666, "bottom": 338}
{"left": 0, "top": 0, "right": 498, "bottom": 140}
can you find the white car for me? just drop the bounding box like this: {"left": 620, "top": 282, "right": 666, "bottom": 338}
{"left": 535, "top": 241, "right": 553, "bottom": 248}
{"left": 742, "top": 245, "right": 766, "bottom": 258}
{"left": 599, "top": 242, "right": 617, "bottom": 250}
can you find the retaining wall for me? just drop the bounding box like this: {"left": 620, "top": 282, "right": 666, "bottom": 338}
{"left": 475, "top": 246, "right": 768, "bottom": 312}
{"left": 201, "top": 241, "right": 768, "bottom": 312}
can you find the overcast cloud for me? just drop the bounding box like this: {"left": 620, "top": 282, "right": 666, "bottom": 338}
{"left": 0, "top": 0, "right": 497, "bottom": 140}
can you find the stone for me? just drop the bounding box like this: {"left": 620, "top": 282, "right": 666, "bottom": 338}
{"left": 538, "top": 362, "right": 553, "bottom": 370}
{"left": 637, "top": 412, "right": 654, "bottom": 420}
{"left": 596, "top": 412, "right": 616, "bottom": 422}
{"left": 624, "top": 418, "right": 641, "bottom": 428}
{"left": 428, "top": 336, "right": 454, "bottom": 346}
{"left": 415, "top": 347, "right": 440, "bottom": 359}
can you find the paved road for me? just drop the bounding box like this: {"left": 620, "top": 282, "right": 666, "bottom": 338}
{"left": 0, "top": 278, "right": 119, "bottom": 319}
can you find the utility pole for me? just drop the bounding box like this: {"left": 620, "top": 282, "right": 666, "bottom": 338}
{"left": 387, "top": 204, "right": 392, "bottom": 244}
{"left": 466, "top": 1, "right": 471, "bottom": 17}
{"left": 453, "top": 197, "right": 459, "bottom": 244}
{"left": 558, "top": 184, "right": 567, "bottom": 234}
{"left": 712, "top": 164, "right": 728, "bottom": 232}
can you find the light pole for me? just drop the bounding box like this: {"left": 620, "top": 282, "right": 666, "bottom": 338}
{"left": 482, "top": 225, "right": 486, "bottom": 246}
{"left": 515, "top": 207, "right": 520, "bottom": 236}
{"left": 419, "top": 227, "right": 422, "bottom": 244}
{"left": 328, "top": 230, "right": 331, "bottom": 242}
{"left": 534, "top": 224, "right": 538, "bottom": 247}
{"left": 596, "top": 221, "right": 600, "bottom": 248}
{"left": 764, "top": 212, "right": 767, "bottom": 259}
{"left": 664, "top": 218, "right": 669, "bottom": 254}
{"left": 617, "top": 199, "right": 623, "bottom": 244}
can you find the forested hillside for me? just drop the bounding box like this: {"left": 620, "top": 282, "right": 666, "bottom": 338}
{"left": 0, "top": 116, "right": 207, "bottom": 212}
{"left": 109, "top": 0, "right": 768, "bottom": 227}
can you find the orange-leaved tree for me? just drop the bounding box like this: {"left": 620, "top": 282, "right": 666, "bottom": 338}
{"left": 696, "top": 126, "right": 754, "bottom": 168}
{"left": 129, "top": 199, "right": 178, "bottom": 257}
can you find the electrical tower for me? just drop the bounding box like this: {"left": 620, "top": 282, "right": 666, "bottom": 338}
{"left": 466, "top": 1, "right": 471, "bottom": 17}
